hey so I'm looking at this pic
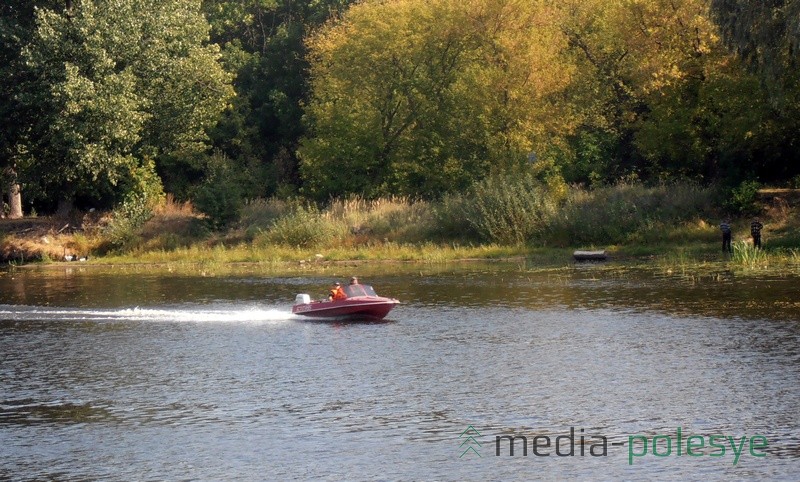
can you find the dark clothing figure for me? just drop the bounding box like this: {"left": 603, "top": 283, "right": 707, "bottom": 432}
{"left": 720, "top": 221, "right": 732, "bottom": 253}
{"left": 750, "top": 218, "right": 763, "bottom": 248}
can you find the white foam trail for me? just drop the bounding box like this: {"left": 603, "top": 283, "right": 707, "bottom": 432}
{"left": 0, "top": 305, "right": 297, "bottom": 324}
{"left": 116, "top": 307, "right": 295, "bottom": 323}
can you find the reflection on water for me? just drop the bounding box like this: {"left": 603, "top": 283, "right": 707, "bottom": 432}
{"left": 0, "top": 264, "right": 799, "bottom": 479}
{"left": 0, "top": 399, "right": 113, "bottom": 425}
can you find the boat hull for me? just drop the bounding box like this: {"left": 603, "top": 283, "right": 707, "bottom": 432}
{"left": 292, "top": 297, "right": 399, "bottom": 320}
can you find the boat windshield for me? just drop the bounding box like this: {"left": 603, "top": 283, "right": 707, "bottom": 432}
{"left": 343, "top": 284, "right": 378, "bottom": 297}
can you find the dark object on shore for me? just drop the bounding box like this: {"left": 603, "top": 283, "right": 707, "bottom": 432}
{"left": 573, "top": 250, "right": 608, "bottom": 261}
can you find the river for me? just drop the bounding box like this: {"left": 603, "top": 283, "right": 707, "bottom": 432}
{"left": 1, "top": 263, "right": 799, "bottom": 480}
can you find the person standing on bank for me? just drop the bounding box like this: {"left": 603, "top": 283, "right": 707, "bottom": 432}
{"left": 751, "top": 217, "right": 763, "bottom": 248}
{"left": 720, "top": 219, "right": 732, "bottom": 253}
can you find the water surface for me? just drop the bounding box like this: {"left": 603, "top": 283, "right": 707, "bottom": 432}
{"left": 1, "top": 264, "right": 799, "bottom": 479}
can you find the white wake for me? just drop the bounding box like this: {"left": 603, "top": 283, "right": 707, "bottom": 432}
{"left": 0, "top": 304, "right": 297, "bottom": 324}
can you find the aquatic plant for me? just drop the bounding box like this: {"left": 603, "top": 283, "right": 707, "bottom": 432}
{"left": 732, "top": 241, "right": 769, "bottom": 269}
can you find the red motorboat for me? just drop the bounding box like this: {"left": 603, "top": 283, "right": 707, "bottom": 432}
{"left": 292, "top": 283, "right": 399, "bottom": 320}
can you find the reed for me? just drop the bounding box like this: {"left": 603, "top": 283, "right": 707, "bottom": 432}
{"left": 731, "top": 241, "right": 769, "bottom": 269}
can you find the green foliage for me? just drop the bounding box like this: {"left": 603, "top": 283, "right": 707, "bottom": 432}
{"left": 710, "top": 0, "right": 799, "bottom": 80}
{"left": 724, "top": 180, "right": 760, "bottom": 215}
{"left": 433, "top": 171, "right": 567, "bottom": 245}
{"left": 299, "top": 0, "right": 569, "bottom": 200}
{"left": 3, "top": 0, "right": 799, "bottom": 218}
{"left": 10, "top": 0, "right": 233, "bottom": 209}
{"left": 103, "top": 160, "right": 164, "bottom": 250}
{"left": 104, "top": 194, "right": 154, "bottom": 251}
{"left": 203, "top": 0, "right": 355, "bottom": 200}
{"left": 256, "top": 205, "right": 346, "bottom": 248}
{"left": 433, "top": 193, "right": 482, "bottom": 242}
{"left": 552, "top": 182, "right": 712, "bottom": 245}
{"left": 192, "top": 152, "right": 245, "bottom": 230}
{"left": 434, "top": 179, "right": 713, "bottom": 246}
{"left": 467, "top": 172, "right": 561, "bottom": 245}
{"left": 731, "top": 240, "right": 768, "bottom": 269}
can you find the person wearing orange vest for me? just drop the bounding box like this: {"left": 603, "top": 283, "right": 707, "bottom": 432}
{"left": 329, "top": 282, "right": 347, "bottom": 300}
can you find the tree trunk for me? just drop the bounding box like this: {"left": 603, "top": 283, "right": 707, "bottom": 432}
{"left": 56, "top": 198, "right": 74, "bottom": 219}
{"left": 6, "top": 168, "right": 23, "bottom": 219}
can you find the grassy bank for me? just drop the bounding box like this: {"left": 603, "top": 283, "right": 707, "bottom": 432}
{"left": 2, "top": 180, "right": 798, "bottom": 274}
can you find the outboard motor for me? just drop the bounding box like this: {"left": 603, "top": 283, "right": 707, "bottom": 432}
{"left": 295, "top": 293, "right": 311, "bottom": 305}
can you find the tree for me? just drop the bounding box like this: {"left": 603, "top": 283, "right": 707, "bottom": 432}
{"left": 710, "top": 0, "right": 799, "bottom": 80}
{"left": 554, "top": 0, "right": 729, "bottom": 183}
{"left": 708, "top": 0, "right": 800, "bottom": 183}
{"left": 201, "top": 0, "right": 354, "bottom": 199}
{"left": 298, "top": 0, "right": 571, "bottom": 199}
{"left": 0, "top": 1, "right": 62, "bottom": 217}
{"left": 13, "top": 0, "right": 233, "bottom": 210}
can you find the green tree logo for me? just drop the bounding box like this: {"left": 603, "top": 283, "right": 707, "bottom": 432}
{"left": 459, "top": 425, "right": 483, "bottom": 458}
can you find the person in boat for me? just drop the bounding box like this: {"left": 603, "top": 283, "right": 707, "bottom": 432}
{"left": 329, "top": 282, "right": 347, "bottom": 300}
{"left": 349, "top": 276, "right": 359, "bottom": 285}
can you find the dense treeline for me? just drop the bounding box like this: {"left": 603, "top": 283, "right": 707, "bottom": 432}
{"left": 1, "top": 0, "right": 798, "bottom": 223}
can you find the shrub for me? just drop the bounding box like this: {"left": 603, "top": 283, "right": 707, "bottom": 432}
{"left": 193, "top": 152, "right": 245, "bottom": 230}
{"left": 432, "top": 192, "right": 481, "bottom": 241}
{"left": 460, "top": 172, "right": 560, "bottom": 245}
{"left": 239, "top": 198, "right": 302, "bottom": 229}
{"left": 725, "top": 180, "right": 760, "bottom": 215}
{"left": 104, "top": 177, "right": 163, "bottom": 251}
{"left": 258, "top": 205, "right": 347, "bottom": 248}
{"left": 68, "top": 233, "right": 92, "bottom": 256}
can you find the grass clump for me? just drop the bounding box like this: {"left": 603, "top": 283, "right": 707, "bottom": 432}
{"left": 240, "top": 196, "right": 437, "bottom": 247}
{"left": 255, "top": 204, "right": 347, "bottom": 248}
{"left": 239, "top": 198, "right": 302, "bottom": 230}
{"left": 435, "top": 172, "right": 561, "bottom": 244}
{"left": 327, "top": 197, "right": 436, "bottom": 242}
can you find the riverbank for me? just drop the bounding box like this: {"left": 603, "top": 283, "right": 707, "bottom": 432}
{"left": 2, "top": 185, "right": 798, "bottom": 273}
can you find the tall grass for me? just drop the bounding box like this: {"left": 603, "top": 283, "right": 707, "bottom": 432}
{"left": 239, "top": 198, "right": 301, "bottom": 229}
{"left": 255, "top": 205, "right": 348, "bottom": 248}
{"left": 237, "top": 180, "right": 716, "bottom": 249}
{"left": 325, "top": 197, "right": 436, "bottom": 242}
{"left": 241, "top": 196, "right": 438, "bottom": 248}
{"left": 551, "top": 182, "right": 713, "bottom": 245}
{"left": 435, "top": 178, "right": 713, "bottom": 246}
{"left": 435, "top": 172, "right": 562, "bottom": 244}
{"left": 731, "top": 241, "right": 769, "bottom": 269}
